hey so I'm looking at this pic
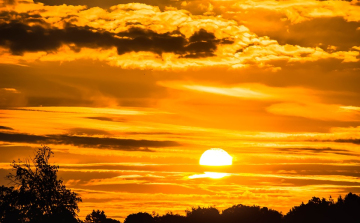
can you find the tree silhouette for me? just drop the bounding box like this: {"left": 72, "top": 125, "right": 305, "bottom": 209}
{"left": 222, "top": 204, "right": 282, "bottom": 223}
{"left": 337, "top": 192, "right": 360, "bottom": 223}
{"left": 0, "top": 146, "right": 82, "bottom": 223}
{"left": 86, "top": 210, "right": 108, "bottom": 223}
{"left": 185, "top": 206, "right": 220, "bottom": 223}
{"left": 285, "top": 196, "right": 334, "bottom": 223}
{"left": 0, "top": 186, "right": 22, "bottom": 223}
{"left": 124, "top": 212, "right": 154, "bottom": 223}
{"left": 284, "top": 193, "right": 360, "bottom": 223}
{"left": 85, "top": 210, "right": 121, "bottom": 223}
{"left": 154, "top": 212, "right": 186, "bottom": 223}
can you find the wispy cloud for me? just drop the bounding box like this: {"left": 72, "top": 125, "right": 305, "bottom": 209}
{"left": 0, "top": 125, "right": 13, "bottom": 130}
{"left": 0, "top": 132, "right": 180, "bottom": 150}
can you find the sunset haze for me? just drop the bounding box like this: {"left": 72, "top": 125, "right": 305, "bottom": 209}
{"left": 1, "top": 0, "right": 360, "bottom": 221}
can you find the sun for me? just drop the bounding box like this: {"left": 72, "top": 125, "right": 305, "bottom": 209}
{"left": 199, "top": 148, "right": 233, "bottom": 166}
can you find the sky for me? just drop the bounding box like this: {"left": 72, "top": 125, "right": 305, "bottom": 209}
{"left": 1, "top": 0, "right": 360, "bottom": 221}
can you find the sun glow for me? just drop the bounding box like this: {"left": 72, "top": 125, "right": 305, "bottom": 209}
{"left": 199, "top": 148, "right": 233, "bottom": 166}
{"left": 188, "top": 172, "right": 230, "bottom": 179}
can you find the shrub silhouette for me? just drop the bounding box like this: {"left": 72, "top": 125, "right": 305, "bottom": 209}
{"left": 85, "top": 210, "right": 121, "bottom": 223}
{"left": 222, "top": 204, "right": 282, "bottom": 223}
{"left": 0, "top": 186, "right": 22, "bottom": 223}
{"left": 154, "top": 212, "right": 186, "bottom": 223}
{"left": 341, "top": 192, "right": 360, "bottom": 222}
{"left": 0, "top": 146, "right": 82, "bottom": 223}
{"left": 185, "top": 206, "right": 220, "bottom": 223}
{"left": 124, "top": 212, "right": 154, "bottom": 223}
{"left": 284, "top": 193, "right": 360, "bottom": 223}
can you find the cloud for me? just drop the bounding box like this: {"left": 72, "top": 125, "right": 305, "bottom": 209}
{"left": 33, "top": 0, "right": 177, "bottom": 9}
{"left": 0, "top": 1, "right": 358, "bottom": 69}
{"left": 276, "top": 147, "right": 355, "bottom": 156}
{"left": 230, "top": 0, "right": 360, "bottom": 23}
{"left": 267, "top": 102, "right": 360, "bottom": 121}
{"left": 157, "top": 82, "right": 322, "bottom": 102}
{"left": 158, "top": 81, "right": 360, "bottom": 121}
{"left": 0, "top": 132, "right": 180, "bottom": 150}
{"left": 333, "top": 138, "right": 360, "bottom": 145}
{"left": 1, "top": 88, "right": 20, "bottom": 93}
{"left": 0, "top": 125, "right": 14, "bottom": 130}
{"left": 86, "top": 117, "right": 127, "bottom": 123}
{"left": 13, "top": 106, "right": 151, "bottom": 115}
{"left": 263, "top": 17, "right": 360, "bottom": 52}
{"left": 67, "top": 128, "right": 111, "bottom": 136}
{"left": 1, "top": 0, "right": 17, "bottom": 5}
{"left": 0, "top": 87, "right": 26, "bottom": 107}
{"left": 0, "top": 13, "right": 232, "bottom": 58}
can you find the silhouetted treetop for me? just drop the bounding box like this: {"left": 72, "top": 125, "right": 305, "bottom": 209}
{"left": 222, "top": 204, "right": 282, "bottom": 223}
{"left": 284, "top": 193, "right": 360, "bottom": 223}
{"left": 154, "top": 212, "right": 186, "bottom": 223}
{"left": 124, "top": 212, "right": 154, "bottom": 223}
{"left": 85, "top": 210, "right": 121, "bottom": 223}
{"left": 1, "top": 146, "right": 82, "bottom": 223}
{"left": 185, "top": 206, "right": 220, "bottom": 223}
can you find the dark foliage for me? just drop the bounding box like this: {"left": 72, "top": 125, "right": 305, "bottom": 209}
{"left": 185, "top": 206, "right": 220, "bottom": 223}
{"left": 222, "top": 204, "right": 282, "bottom": 223}
{"left": 0, "top": 186, "right": 22, "bottom": 223}
{"left": 124, "top": 212, "right": 154, "bottom": 223}
{"left": 0, "top": 146, "right": 82, "bottom": 223}
{"left": 154, "top": 212, "right": 186, "bottom": 223}
{"left": 284, "top": 193, "right": 360, "bottom": 223}
{"left": 85, "top": 210, "right": 121, "bottom": 223}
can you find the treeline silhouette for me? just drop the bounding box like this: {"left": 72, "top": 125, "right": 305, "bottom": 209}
{"left": 1, "top": 146, "right": 360, "bottom": 223}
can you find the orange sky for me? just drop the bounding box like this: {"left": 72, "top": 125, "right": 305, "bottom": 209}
{"left": 1, "top": 0, "right": 360, "bottom": 221}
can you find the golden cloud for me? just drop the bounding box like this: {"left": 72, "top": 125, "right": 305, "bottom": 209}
{"left": 1, "top": 0, "right": 358, "bottom": 70}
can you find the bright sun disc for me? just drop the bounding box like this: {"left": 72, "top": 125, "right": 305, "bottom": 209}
{"left": 199, "top": 148, "right": 233, "bottom": 166}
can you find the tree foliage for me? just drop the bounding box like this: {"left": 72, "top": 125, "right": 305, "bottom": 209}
{"left": 185, "top": 206, "right": 220, "bottom": 223}
{"left": 0, "top": 146, "right": 82, "bottom": 223}
{"left": 124, "top": 212, "right": 154, "bottom": 223}
{"left": 222, "top": 204, "right": 282, "bottom": 223}
{"left": 154, "top": 212, "right": 186, "bottom": 223}
{"left": 284, "top": 193, "right": 360, "bottom": 223}
{"left": 85, "top": 210, "right": 121, "bottom": 223}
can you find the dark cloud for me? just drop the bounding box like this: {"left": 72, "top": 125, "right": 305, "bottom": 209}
{"left": 333, "top": 139, "right": 360, "bottom": 144}
{"left": 276, "top": 147, "right": 355, "bottom": 156}
{"left": 0, "top": 126, "right": 14, "bottom": 130}
{"left": 26, "top": 97, "right": 94, "bottom": 107}
{"left": 33, "top": 0, "right": 179, "bottom": 10}
{"left": 67, "top": 128, "right": 111, "bottom": 136}
{"left": 0, "top": 11, "right": 45, "bottom": 24}
{"left": 1, "top": 0, "right": 17, "bottom": 6}
{"left": 256, "top": 17, "right": 360, "bottom": 52}
{"left": 86, "top": 117, "right": 127, "bottom": 122}
{"left": 124, "top": 132, "right": 177, "bottom": 135}
{"left": 0, "top": 13, "right": 232, "bottom": 58}
{"left": 309, "top": 138, "right": 360, "bottom": 145}
{"left": 0, "top": 132, "right": 46, "bottom": 143}
{"left": 0, "top": 61, "right": 167, "bottom": 108}
{"left": 0, "top": 132, "right": 180, "bottom": 151}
